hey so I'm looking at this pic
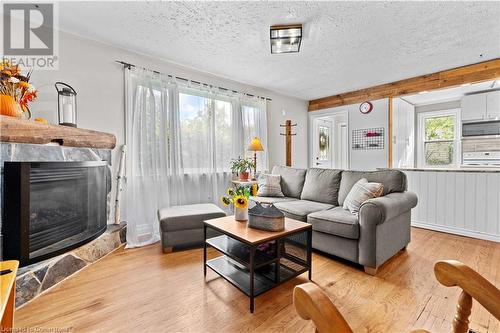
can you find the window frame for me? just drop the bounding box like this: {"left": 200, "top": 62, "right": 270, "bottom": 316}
{"left": 177, "top": 89, "right": 235, "bottom": 174}
{"left": 417, "top": 108, "right": 461, "bottom": 168}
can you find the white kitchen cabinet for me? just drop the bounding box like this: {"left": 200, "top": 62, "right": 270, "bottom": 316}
{"left": 486, "top": 90, "right": 500, "bottom": 120}
{"left": 461, "top": 93, "right": 487, "bottom": 122}
{"left": 392, "top": 98, "right": 415, "bottom": 168}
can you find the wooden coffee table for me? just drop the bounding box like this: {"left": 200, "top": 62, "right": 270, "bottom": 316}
{"left": 203, "top": 215, "right": 312, "bottom": 313}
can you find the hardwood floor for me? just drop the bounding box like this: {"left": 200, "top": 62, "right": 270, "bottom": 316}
{"left": 16, "top": 227, "right": 500, "bottom": 332}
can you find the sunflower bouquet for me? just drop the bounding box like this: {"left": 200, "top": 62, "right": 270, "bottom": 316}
{"left": 0, "top": 60, "right": 37, "bottom": 118}
{"left": 221, "top": 186, "right": 251, "bottom": 209}
{"left": 221, "top": 185, "right": 251, "bottom": 221}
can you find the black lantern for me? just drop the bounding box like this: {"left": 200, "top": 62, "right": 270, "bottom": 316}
{"left": 55, "top": 82, "right": 77, "bottom": 127}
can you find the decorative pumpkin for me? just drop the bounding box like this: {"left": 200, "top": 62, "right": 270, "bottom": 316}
{"left": 34, "top": 117, "right": 48, "bottom": 124}
{"left": 0, "top": 94, "right": 23, "bottom": 118}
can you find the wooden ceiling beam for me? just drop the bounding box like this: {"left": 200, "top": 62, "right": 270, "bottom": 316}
{"left": 308, "top": 58, "right": 500, "bottom": 111}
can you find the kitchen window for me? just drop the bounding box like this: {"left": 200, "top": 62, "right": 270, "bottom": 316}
{"left": 417, "top": 109, "right": 460, "bottom": 167}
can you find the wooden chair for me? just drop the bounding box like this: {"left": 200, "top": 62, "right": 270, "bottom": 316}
{"left": 293, "top": 260, "right": 500, "bottom": 333}
{"left": 1, "top": 260, "right": 19, "bottom": 331}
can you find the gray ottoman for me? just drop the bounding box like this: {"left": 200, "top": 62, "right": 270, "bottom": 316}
{"left": 157, "top": 203, "right": 226, "bottom": 253}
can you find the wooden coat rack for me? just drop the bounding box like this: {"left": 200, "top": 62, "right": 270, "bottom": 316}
{"left": 280, "top": 120, "right": 297, "bottom": 166}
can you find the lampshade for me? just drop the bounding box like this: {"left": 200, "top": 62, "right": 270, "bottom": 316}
{"left": 247, "top": 137, "right": 264, "bottom": 151}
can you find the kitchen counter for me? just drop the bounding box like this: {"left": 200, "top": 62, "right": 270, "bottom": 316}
{"left": 381, "top": 167, "right": 500, "bottom": 173}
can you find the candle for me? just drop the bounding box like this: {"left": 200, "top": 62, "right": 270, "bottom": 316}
{"left": 63, "top": 103, "right": 73, "bottom": 123}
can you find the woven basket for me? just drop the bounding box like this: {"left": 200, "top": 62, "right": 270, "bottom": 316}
{"left": 248, "top": 202, "right": 285, "bottom": 231}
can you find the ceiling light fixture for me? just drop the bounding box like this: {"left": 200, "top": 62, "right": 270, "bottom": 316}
{"left": 418, "top": 91, "right": 429, "bottom": 94}
{"left": 270, "top": 24, "right": 302, "bottom": 54}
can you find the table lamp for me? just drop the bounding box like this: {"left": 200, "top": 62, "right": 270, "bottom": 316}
{"left": 247, "top": 137, "right": 264, "bottom": 179}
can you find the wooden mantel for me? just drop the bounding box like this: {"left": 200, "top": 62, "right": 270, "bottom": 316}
{"left": 309, "top": 58, "right": 500, "bottom": 111}
{"left": 0, "top": 116, "right": 116, "bottom": 149}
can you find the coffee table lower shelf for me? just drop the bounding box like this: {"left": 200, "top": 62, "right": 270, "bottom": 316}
{"left": 203, "top": 216, "right": 312, "bottom": 313}
{"left": 206, "top": 256, "right": 306, "bottom": 299}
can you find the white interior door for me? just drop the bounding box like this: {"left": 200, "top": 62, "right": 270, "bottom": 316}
{"left": 337, "top": 122, "right": 349, "bottom": 169}
{"left": 313, "top": 118, "right": 333, "bottom": 168}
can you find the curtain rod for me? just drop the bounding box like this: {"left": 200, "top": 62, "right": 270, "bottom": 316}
{"left": 115, "top": 60, "right": 272, "bottom": 101}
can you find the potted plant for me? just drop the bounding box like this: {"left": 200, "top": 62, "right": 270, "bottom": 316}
{"left": 221, "top": 186, "right": 251, "bottom": 221}
{"left": 0, "top": 61, "right": 37, "bottom": 118}
{"left": 230, "top": 157, "right": 255, "bottom": 181}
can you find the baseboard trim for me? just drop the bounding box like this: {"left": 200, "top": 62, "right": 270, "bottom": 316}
{"left": 411, "top": 220, "right": 500, "bottom": 243}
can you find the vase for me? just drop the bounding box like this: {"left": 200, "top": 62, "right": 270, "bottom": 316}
{"left": 239, "top": 172, "right": 249, "bottom": 181}
{"left": 235, "top": 207, "right": 248, "bottom": 222}
{"left": 0, "top": 94, "right": 23, "bottom": 118}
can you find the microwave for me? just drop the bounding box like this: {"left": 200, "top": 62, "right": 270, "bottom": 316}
{"left": 462, "top": 120, "right": 500, "bottom": 138}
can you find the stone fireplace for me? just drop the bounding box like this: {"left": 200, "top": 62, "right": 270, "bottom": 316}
{"left": 0, "top": 116, "right": 125, "bottom": 307}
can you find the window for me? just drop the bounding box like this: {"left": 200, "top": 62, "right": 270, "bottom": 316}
{"left": 241, "top": 105, "right": 260, "bottom": 145}
{"left": 178, "top": 93, "right": 211, "bottom": 172}
{"left": 417, "top": 109, "right": 460, "bottom": 167}
{"left": 214, "top": 99, "right": 233, "bottom": 172}
{"left": 178, "top": 92, "right": 234, "bottom": 173}
{"left": 242, "top": 104, "right": 268, "bottom": 171}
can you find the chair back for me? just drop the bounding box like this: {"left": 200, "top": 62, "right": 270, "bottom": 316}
{"left": 434, "top": 260, "right": 500, "bottom": 333}
{"left": 293, "top": 282, "right": 353, "bottom": 333}
{"left": 293, "top": 260, "right": 500, "bottom": 333}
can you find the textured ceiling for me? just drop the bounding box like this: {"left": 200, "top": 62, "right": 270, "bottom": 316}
{"left": 403, "top": 81, "right": 496, "bottom": 105}
{"left": 58, "top": 1, "right": 500, "bottom": 100}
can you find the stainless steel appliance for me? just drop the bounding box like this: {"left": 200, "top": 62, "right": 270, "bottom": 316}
{"left": 462, "top": 151, "right": 500, "bottom": 167}
{"left": 462, "top": 120, "right": 500, "bottom": 138}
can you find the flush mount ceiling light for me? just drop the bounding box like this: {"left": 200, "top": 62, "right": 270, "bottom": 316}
{"left": 270, "top": 24, "right": 302, "bottom": 54}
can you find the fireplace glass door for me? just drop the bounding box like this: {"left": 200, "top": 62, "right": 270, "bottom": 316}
{"left": 3, "top": 161, "right": 108, "bottom": 266}
{"left": 29, "top": 164, "right": 107, "bottom": 259}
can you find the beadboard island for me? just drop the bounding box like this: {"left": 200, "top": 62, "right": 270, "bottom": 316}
{"left": 389, "top": 168, "right": 500, "bottom": 242}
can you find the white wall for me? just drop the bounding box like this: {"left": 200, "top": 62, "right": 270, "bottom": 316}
{"left": 349, "top": 98, "right": 389, "bottom": 170}
{"left": 415, "top": 100, "right": 461, "bottom": 113}
{"left": 29, "top": 30, "right": 308, "bottom": 221}
{"left": 309, "top": 99, "right": 389, "bottom": 171}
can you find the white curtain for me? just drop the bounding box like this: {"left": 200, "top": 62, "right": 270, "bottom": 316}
{"left": 124, "top": 68, "right": 172, "bottom": 248}
{"left": 124, "top": 68, "right": 268, "bottom": 248}
{"left": 241, "top": 98, "right": 269, "bottom": 172}
{"left": 168, "top": 87, "right": 237, "bottom": 206}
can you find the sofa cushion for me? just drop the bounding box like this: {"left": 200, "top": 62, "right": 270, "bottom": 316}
{"left": 300, "top": 168, "right": 342, "bottom": 205}
{"left": 249, "top": 196, "right": 298, "bottom": 204}
{"left": 256, "top": 173, "right": 284, "bottom": 197}
{"left": 271, "top": 166, "right": 307, "bottom": 198}
{"left": 158, "top": 203, "right": 226, "bottom": 232}
{"left": 338, "top": 170, "right": 407, "bottom": 205}
{"left": 274, "top": 200, "right": 334, "bottom": 222}
{"left": 308, "top": 207, "right": 359, "bottom": 239}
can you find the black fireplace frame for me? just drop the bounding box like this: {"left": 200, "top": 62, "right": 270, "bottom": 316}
{"left": 3, "top": 161, "right": 108, "bottom": 266}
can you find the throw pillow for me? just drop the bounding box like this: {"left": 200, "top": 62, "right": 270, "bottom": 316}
{"left": 300, "top": 168, "right": 342, "bottom": 205}
{"left": 343, "top": 178, "right": 383, "bottom": 214}
{"left": 257, "top": 174, "right": 285, "bottom": 197}
{"left": 271, "top": 166, "right": 307, "bottom": 198}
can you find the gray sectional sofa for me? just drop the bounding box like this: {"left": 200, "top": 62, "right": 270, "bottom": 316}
{"left": 250, "top": 166, "right": 418, "bottom": 275}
